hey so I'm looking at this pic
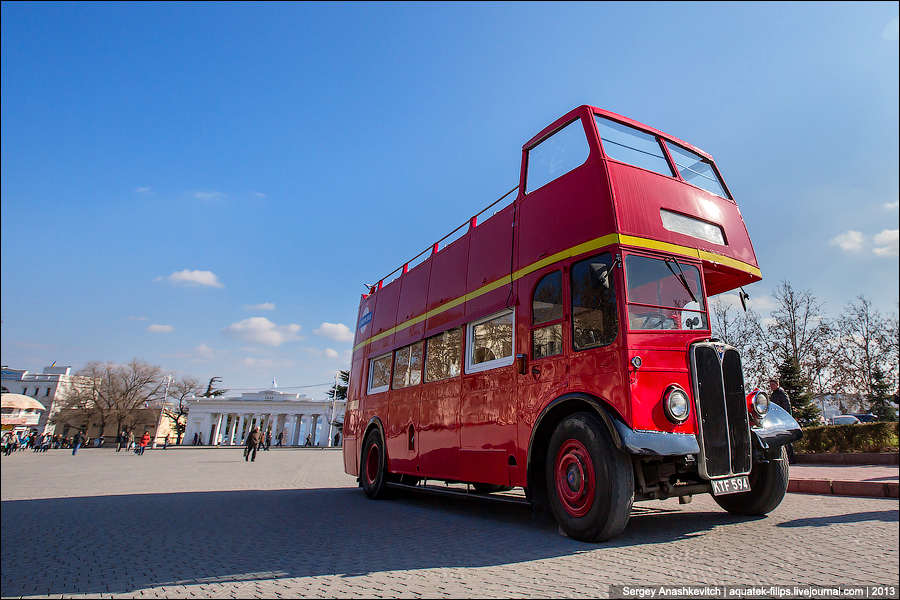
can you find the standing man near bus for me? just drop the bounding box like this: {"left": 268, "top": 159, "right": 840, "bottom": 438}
{"left": 768, "top": 377, "right": 795, "bottom": 463}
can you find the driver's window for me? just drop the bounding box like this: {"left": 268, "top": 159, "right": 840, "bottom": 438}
{"left": 570, "top": 253, "right": 618, "bottom": 350}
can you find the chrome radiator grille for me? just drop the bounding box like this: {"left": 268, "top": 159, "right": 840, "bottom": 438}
{"left": 689, "top": 342, "right": 751, "bottom": 479}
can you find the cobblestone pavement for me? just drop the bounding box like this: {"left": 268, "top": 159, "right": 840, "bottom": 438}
{"left": 2, "top": 449, "right": 898, "bottom": 598}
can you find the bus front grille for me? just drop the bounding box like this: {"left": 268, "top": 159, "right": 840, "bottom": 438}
{"left": 690, "top": 343, "right": 752, "bottom": 479}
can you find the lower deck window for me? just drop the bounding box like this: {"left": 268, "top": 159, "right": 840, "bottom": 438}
{"left": 367, "top": 353, "right": 392, "bottom": 394}
{"left": 467, "top": 310, "right": 514, "bottom": 372}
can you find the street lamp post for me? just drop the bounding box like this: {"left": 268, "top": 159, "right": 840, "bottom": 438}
{"left": 327, "top": 371, "right": 338, "bottom": 447}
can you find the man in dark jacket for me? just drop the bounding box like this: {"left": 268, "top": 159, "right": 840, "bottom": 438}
{"left": 768, "top": 378, "right": 792, "bottom": 414}
{"left": 244, "top": 426, "right": 261, "bottom": 462}
{"left": 72, "top": 430, "right": 84, "bottom": 456}
{"left": 768, "top": 378, "right": 795, "bottom": 463}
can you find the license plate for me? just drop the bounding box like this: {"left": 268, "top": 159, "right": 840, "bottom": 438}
{"left": 711, "top": 475, "right": 751, "bottom": 496}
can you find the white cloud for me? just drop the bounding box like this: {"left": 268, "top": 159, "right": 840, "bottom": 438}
{"left": 313, "top": 322, "right": 354, "bottom": 343}
{"left": 245, "top": 302, "right": 276, "bottom": 311}
{"left": 241, "top": 357, "right": 295, "bottom": 369}
{"left": 324, "top": 348, "right": 339, "bottom": 359}
{"left": 147, "top": 324, "right": 174, "bottom": 333}
{"left": 128, "top": 315, "right": 149, "bottom": 321}
{"left": 829, "top": 230, "right": 864, "bottom": 253}
{"left": 157, "top": 269, "right": 224, "bottom": 288}
{"left": 194, "top": 344, "right": 215, "bottom": 360}
{"left": 883, "top": 16, "right": 899, "bottom": 41}
{"left": 194, "top": 191, "right": 225, "bottom": 200}
{"left": 884, "top": 200, "right": 899, "bottom": 210}
{"left": 253, "top": 191, "right": 267, "bottom": 199}
{"left": 224, "top": 317, "right": 302, "bottom": 347}
{"left": 873, "top": 229, "right": 899, "bottom": 257}
{"left": 135, "top": 186, "right": 151, "bottom": 193}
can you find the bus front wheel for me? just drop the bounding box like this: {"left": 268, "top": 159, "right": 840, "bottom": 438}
{"left": 361, "top": 430, "right": 388, "bottom": 499}
{"left": 713, "top": 446, "right": 789, "bottom": 515}
{"left": 545, "top": 412, "right": 634, "bottom": 542}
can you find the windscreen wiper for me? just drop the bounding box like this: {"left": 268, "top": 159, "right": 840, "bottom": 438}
{"left": 664, "top": 258, "right": 699, "bottom": 305}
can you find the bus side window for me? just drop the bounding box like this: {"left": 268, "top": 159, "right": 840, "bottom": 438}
{"left": 571, "top": 253, "right": 618, "bottom": 350}
{"left": 393, "top": 342, "right": 423, "bottom": 389}
{"left": 424, "top": 329, "right": 462, "bottom": 383}
{"left": 532, "top": 271, "right": 563, "bottom": 359}
{"left": 367, "top": 352, "right": 392, "bottom": 394}
{"left": 525, "top": 119, "right": 590, "bottom": 194}
{"left": 466, "top": 310, "right": 514, "bottom": 373}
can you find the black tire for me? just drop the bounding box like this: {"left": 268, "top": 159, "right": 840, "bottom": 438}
{"left": 713, "top": 446, "right": 789, "bottom": 515}
{"left": 472, "top": 483, "right": 513, "bottom": 494}
{"left": 360, "top": 430, "right": 388, "bottom": 499}
{"left": 545, "top": 412, "right": 634, "bottom": 542}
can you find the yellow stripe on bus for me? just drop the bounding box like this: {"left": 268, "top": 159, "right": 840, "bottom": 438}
{"left": 353, "top": 233, "right": 760, "bottom": 352}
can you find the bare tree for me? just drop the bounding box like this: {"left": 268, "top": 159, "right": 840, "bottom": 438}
{"left": 162, "top": 376, "right": 201, "bottom": 445}
{"left": 709, "top": 297, "right": 770, "bottom": 388}
{"left": 765, "top": 282, "right": 832, "bottom": 387}
{"left": 833, "top": 296, "right": 894, "bottom": 408}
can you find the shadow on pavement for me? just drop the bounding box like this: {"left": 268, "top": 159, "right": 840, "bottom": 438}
{"left": 2, "top": 487, "right": 754, "bottom": 596}
{"left": 777, "top": 509, "right": 899, "bottom": 528}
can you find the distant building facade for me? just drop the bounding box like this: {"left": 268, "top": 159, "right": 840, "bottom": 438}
{"left": 1, "top": 365, "right": 96, "bottom": 434}
{"left": 183, "top": 388, "right": 345, "bottom": 447}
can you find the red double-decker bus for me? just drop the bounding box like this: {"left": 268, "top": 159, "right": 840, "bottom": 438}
{"left": 342, "top": 105, "right": 801, "bottom": 541}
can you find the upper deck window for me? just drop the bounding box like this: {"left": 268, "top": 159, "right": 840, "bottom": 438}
{"left": 624, "top": 254, "right": 708, "bottom": 331}
{"left": 594, "top": 116, "right": 674, "bottom": 177}
{"left": 525, "top": 120, "right": 590, "bottom": 193}
{"left": 664, "top": 142, "right": 730, "bottom": 199}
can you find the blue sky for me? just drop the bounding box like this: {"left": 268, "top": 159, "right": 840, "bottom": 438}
{"left": 2, "top": 2, "right": 898, "bottom": 394}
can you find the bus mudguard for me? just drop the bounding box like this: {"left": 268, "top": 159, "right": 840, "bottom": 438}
{"left": 750, "top": 403, "right": 803, "bottom": 459}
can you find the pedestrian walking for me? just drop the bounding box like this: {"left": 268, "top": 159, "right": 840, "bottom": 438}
{"left": 163, "top": 434, "right": 170, "bottom": 450}
{"left": 72, "top": 430, "right": 84, "bottom": 456}
{"left": 116, "top": 430, "right": 125, "bottom": 452}
{"left": 244, "top": 426, "right": 261, "bottom": 462}
{"left": 304, "top": 434, "right": 312, "bottom": 447}
{"left": 138, "top": 431, "right": 151, "bottom": 455}
{"left": 264, "top": 429, "right": 272, "bottom": 451}
{"left": 277, "top": 430, "right": 284, "bottom": 447}
{"left": 127, "top": 430, "right": 135, "bottom": 452}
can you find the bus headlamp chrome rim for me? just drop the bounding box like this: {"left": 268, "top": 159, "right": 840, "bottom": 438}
{"left": 663, "top": 385, "right": 690, "bottom": 424}
{"left": 751, "top": 391, "right": 769, "bottom": 418}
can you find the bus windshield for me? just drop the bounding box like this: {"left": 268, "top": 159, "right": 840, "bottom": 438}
{"left": 624, "top": 254, "right": 708, "bottom": 331}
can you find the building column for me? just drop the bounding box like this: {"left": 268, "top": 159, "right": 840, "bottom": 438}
{"left": 236, "top": 414, "right": 246, "bottom": 444}
{"left": 294, "top": 413, "right": 303, "bottom": 446}
{"left": 228, "top": 414, "right": 238, "bottom": 445}
{"left": 311, "top": 414, "right": 320, "bottom": 446}
{"left": 213, "top": 413, "right": 225, "bottom": 445}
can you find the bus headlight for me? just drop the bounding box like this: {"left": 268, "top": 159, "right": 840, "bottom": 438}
{"left": 663, "top": 386, "right": 690, "bottom": 424}
{"left": 750, "top": 391, "right": 769, "bottom": 419}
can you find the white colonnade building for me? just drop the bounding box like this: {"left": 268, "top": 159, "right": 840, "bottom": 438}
{"left": 182, "top": 388, "right": 344, "bottom": 447}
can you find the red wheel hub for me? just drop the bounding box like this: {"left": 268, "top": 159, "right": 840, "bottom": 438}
{"left": 365, "top": 443, "right": 380, "bottom": 485}
{"left": 554, "top": 439, "right": 595, "bottom": 517}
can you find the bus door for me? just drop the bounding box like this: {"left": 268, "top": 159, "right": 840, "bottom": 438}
{"left": 517, "top": 268, "right": 569, "bottom": 465}
{"left": 567, "top": 252, "right": 627, "bottom": 419}
{"left": 386, "top": 341, "right": 423, "bottom": 476}
{"left": 459, "top": 310, "right": 518, "bottom": 485}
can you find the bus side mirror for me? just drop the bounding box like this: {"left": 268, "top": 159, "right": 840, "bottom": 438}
{"left": 515, "top": 354, "right": 527, "bottom": 375}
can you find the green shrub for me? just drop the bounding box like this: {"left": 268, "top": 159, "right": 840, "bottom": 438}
{"left": 794, "top": 421, "right": 900, "bottom": 453}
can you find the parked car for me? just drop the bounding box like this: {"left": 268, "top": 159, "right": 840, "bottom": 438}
{"left": 830, "top": 415, "right": 861, "bottom": 425}
{"left": 851, "top": 413, "right": 878, "bottom": 423}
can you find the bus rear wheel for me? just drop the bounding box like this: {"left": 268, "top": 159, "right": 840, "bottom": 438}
{"left": 545, "top": 412, "right": 633, "bottom": 542}
{"left": 361, "top": 430, "right": 388, "bottom": 499}
{"left": 713, "top": 446, "right": 789, "bottom": 515}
